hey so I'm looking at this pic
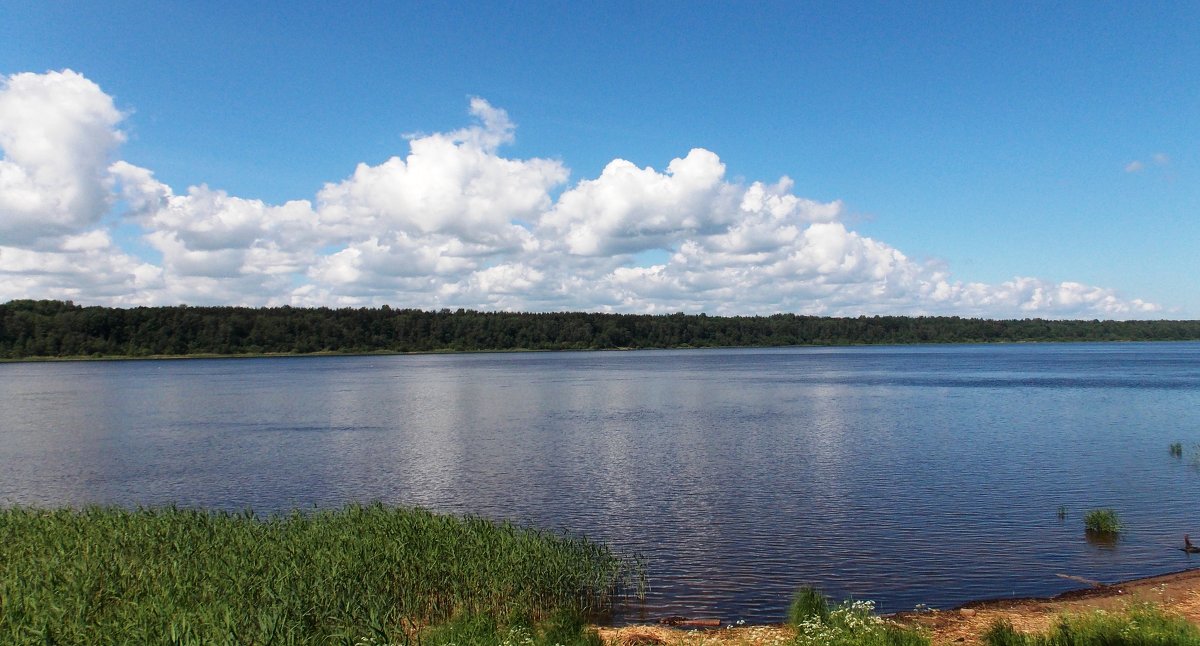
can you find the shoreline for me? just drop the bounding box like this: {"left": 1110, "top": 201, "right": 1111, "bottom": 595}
{"left": 598, "top": 567, "right": 1200, "bottom": 644}
{"left": 949, "top": 565, "right": 1200, "bottom": 610}
{"left": 899, "top": 566, "right": 1200, "bottom": 645}
{"left": 1, "top": 337, "right": 1194, "bottom": 364}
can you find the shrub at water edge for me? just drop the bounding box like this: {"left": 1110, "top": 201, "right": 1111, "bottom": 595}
{"left": 786, "top": 587, "right": 929, "bottom": 646}
{"left": 788, "top": 586, "right": 831, "bottom": 626}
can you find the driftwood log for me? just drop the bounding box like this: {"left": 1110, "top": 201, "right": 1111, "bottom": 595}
{"left": 658, "top": 616, "right": 722, "bottom": 628}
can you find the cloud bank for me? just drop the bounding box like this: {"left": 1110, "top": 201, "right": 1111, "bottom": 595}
{"left": 0, "top": 70, "right": 1160, "bottom": 318}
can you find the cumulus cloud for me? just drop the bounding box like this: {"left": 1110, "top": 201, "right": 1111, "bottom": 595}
{"left": 0, "top": 231, "right": 161, "bottom": 304}
{"left": 110, "top": 160, "right": 320, "bottom": 303}
{"left": 932, "top": 277, "right": 1159, "bottom": 317}
{"left": 0, "top": 71, "right": 163, "bottom": 303}
{"left": 0, "top": 70, "right": 1165, "bottom": 318}
{"left": 316, "top": 98, "right": 566, "bottom": 248}
{"left": 0, "top": 70, "right": 125, "bottom": 244}
{"left": 541, "top": 149, "right": 738, "bottom": 255}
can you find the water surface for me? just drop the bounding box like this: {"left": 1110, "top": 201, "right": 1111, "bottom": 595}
{"left": 2, "top": 343, "right": 1199, "bottom": 622}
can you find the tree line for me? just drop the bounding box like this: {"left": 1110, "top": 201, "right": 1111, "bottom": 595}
{"left": 1, "top": 299, "right": 1198, "bottom": 359}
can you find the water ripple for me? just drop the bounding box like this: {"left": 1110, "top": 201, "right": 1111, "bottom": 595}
{"left": 0, "top": 343, "right": 1198, "bottom": 623}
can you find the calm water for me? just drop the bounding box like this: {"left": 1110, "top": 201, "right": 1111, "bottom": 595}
{"left": 2, "top": 343, "right": 1200, "bottom": 622}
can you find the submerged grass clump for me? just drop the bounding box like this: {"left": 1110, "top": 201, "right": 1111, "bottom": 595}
{"left": 0, "top": 504, "right": 641, "bottom": 645}
{"left": 1083, "top": 508, "right": 1122, "bottom": 535}
{"left": 1170, "top": 442, "right": 1184, "bottom": 457}
{"left": 983, "top": 605, "right": 1200, "bottom": 646}
{"left": 786, "top": 587, "right": 929, "bottom": 646}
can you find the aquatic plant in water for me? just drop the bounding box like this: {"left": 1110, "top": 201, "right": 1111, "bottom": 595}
{"left": 1083, "top": 508, "right": 1122, "bottom": 535}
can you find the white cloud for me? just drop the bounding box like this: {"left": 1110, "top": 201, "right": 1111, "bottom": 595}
{"left": 0, "top": 232, "right": 162, "bottom": 304}
{"left": 1126, "top": 152, "right": 1171, "bottom": 174}
{"left": 308, "top": 234, "right": 478, "bottom": 288}
{"left": 0, "top": 70, "right": 1166, "bottom": 319}
{"left": 0, "top": 70, "right": 125, "bottom": 244}
{"left": 111, "top": 161, "right": 319, "bottom": 303}
{"left": 316, "top": 98, "right": 567, "bottom": 248}
{"left": 576, "top": 222, "right": 924, "bottom": 316}
{"left": 934, "top": 277, "right": 1159, "bottom": 317}
{"left": 540, "top": 148, "right": 740, "bottom": 256}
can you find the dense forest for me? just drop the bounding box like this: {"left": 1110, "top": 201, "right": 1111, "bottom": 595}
{"left": 2, "top": 299, "right": 1199, "bottom": 359}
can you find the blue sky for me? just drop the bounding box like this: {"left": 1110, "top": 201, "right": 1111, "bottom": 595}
{"left": 1, "top": 2, "right": 1196, "bottom": 317}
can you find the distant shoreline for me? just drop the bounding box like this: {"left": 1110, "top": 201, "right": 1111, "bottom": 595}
{"left": 4, "top": 299, "right": 1199, "bottom": 362}
{"left": 3, "top": 337, "right": 1199, "bottom": 364}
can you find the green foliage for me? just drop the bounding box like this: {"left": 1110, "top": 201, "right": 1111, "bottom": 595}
{"left": 786, "top": 589, "right": 929, "bottom": 646}
{"left": 536, "top": 609, "right": 604, "bottom": 646}
{"left": 983, "top": 619, "right": 1027, "bottom": 646}
{"left": 358, "top": 611, "right": 603, "bottom": 646}
{"left": 788, "top": 586, "right": 831, "bottom": 626}
{"left": 1170, "top": 442, "right": 1184, "bottom": 457}
{"left": 1083, "top": 508, "right": 1122, "bottom": 535}
{"left": 0, "top": 504, "right": 642, "bottom": 645}
{"left": 983, "top": 606, "right": 1200, "bottom": 645}
{"left": 2, "top": 299, "right": 1199, "bottom": 360}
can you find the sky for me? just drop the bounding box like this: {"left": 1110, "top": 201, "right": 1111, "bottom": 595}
{"left": 1, "top": 2, "right": 1196, "bottom": 318}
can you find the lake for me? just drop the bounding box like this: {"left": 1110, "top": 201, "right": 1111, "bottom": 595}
{"left": 2, "top": 342, "right": 1199, "bottom": 623}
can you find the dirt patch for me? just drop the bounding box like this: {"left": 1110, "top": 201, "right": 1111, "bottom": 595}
{"left": 598, "top": 568, "right": 1200, "bottom": 645}
{"left": 896, "top": 568, "right": 1200, "bottom": 645}
{"left": 597, "top": 624, "right": 794, "bottom": 645}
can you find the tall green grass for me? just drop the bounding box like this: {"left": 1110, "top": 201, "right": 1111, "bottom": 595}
{"left": 0, "top": 504, "right": 642, "bottom": 645}
{"left": 411, "top": 610, "right": 603, "bottom": 646}
{"left": 983, "top": 605, "right": 1200, "bottom": 646}
{"left": 788, "top": 586, "right": 831, "bottom": 626}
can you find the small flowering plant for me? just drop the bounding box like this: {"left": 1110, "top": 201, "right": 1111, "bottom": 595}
{"left": 788, "top": 588, "right": 929, "bottom": 646}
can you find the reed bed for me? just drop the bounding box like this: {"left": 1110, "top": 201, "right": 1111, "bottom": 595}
{"left": 0, "top": 504, "right": 642, "bottom": 645}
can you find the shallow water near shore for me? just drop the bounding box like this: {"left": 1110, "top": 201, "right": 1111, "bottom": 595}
{"left": 2, "top": 342, "right": 1199, "bottom": 623}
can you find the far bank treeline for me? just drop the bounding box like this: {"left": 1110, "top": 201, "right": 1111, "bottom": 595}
{"left": 2, "top": 299, "right": 1200, "bottom": 359}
